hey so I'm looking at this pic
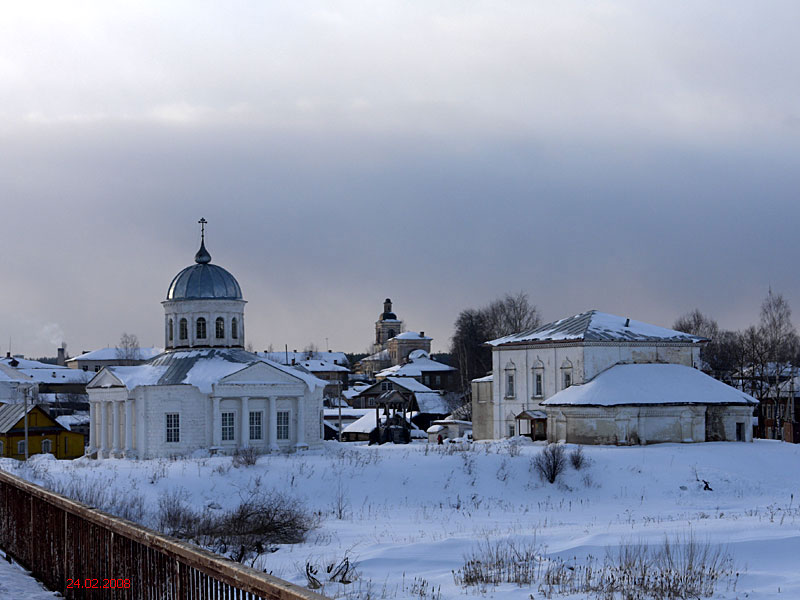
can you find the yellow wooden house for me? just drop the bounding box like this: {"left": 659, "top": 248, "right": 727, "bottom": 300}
{"left": 0, "top": 403, "right": 85, "bottom": 460}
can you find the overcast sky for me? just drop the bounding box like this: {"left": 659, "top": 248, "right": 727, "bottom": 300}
{"left": 3, "top": 1, "right": 800, "bottom": 358}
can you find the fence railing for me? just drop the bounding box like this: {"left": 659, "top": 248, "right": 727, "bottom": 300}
{"left": 0, "top": 469, "right": 329, "bottom": 599}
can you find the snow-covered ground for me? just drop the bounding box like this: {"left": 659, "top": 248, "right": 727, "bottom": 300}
{"left": 0, "top": 551, "right": 59, "bottom": 599}
{"left": 2, "top": 439, "right": 799, "bottom": 599}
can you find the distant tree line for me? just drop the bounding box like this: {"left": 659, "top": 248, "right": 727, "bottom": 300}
{"left": 673, "top": 289, "right": 800, "bottom": 406}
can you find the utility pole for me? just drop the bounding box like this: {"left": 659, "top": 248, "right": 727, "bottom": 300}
{"left": 337, "top": 375, "right": 342, "bottom": 442}
{"left": 23, "top": 384, "right": 30, "bottom": 460}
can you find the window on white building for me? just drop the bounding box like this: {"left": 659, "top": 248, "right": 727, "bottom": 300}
{"left": 196, "top": 317, "right": 207, "bottom": 339}
{"left": 560, "top": 358, "right": 573, "bottom": 390}
{"left": 215, "top": 317, "right": 225, "bottom": 339}
{"left": 221, "top": 412, "right": 235, "bottom": 441}
{"left": 41, "top": 439, "right": 52, "bottom": 454}
{"left": 179, "top": 319, "right": 188, "bottom": 340}
{"left": 508, "top": 424, "right": 515, "bottom": 437}
{"left": 506, "top": 373, "right": 515, "bottom": 398}
{"left": 168, "top": 319, "right": 174, "bottom": 342}
{"left": 277, "top": 410, "right": 290, "bottom": 440}
{"left": 534, "top": 372, "right": 543, "bottom": 397}
{"left": 249, "top": 411, "right": 263, "bottom": 440}
{"left": 231, "top": 318, "right": 238, "bottom": 339}
{"left": 504, "top": 361, "right": 516, "bottom": 398}
{"left": 166, "top": 413, "right": 180, "bottom": 443}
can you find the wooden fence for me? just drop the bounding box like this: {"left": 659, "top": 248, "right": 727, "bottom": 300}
{"left": 0, "top": 469, "right": 329, "bottom": 599}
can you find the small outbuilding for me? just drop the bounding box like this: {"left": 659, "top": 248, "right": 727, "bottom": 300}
{"left": 542, "top": 363, "right": 758, "bottom": 444}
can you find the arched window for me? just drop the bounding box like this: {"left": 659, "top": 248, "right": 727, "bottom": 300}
{"left": 168, "top": 319, "right": 174, "bottom": 342}
{"left": 179, "top": 318, "right": 188, "bottom": 340}
{"left": 532, "top": 359, "right": 545, "bottom": 398}
{"left": 504, "top": 360, "right": 516, "bottom": 398}
{"left": 41, "top": 439, "right": 52, "bottom": 454}
{"left": 196, "top": 317, "right": 207, "bottom": 339}
{"left": 231, "top": 317, "right": 238, "bottom": 339}
{"left": 560, "top": 358, "right": 573, "bottom": 389}
{"left": 215, "top": 317, "right": 225, "bottom": 339}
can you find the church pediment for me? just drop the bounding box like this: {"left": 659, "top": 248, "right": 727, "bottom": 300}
{"left": 219, "top": 361, "right": 307, "bottom": 387}
{"left": 87, "top": 369, "right": 126, "bottom": 389}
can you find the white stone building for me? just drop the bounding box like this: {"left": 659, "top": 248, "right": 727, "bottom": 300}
{"left": 87, "top": 227, "right": 325, "bottom": 459}
{"left": 474, "top": 310, "right": 757, "bottom": 444}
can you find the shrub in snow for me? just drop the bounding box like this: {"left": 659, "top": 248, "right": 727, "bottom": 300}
{"left": 569, "top": 445, "right": 586, "bottom": 470}
{"left": 532, "top": 443, "right": 566, "bottom": 484}
{"left": 154, "top": 486, "right": 317, "bottom": 564}
{"left": 232, "top": 446, "right": 260, "bottom": 468}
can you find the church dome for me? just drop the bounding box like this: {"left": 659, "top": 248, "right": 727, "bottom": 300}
{"left": 166, "top": 240, "right": 243, "bottom": 300}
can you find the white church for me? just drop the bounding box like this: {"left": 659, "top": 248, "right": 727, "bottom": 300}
{"left": 87, "top": 222, "right": 324, "bottom": 459}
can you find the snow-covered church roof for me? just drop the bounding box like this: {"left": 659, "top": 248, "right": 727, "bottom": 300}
{"left": 488, "top": 310, "right": 707, "bottom": 347}
{"left": 541, "top": 363, "right": 757, "bottom": 407}
{"left": 90, "top": 348, "right": 325, "bottom": 394}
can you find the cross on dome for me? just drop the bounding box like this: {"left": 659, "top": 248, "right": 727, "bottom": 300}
{"left": 195, "top": 217, "right": 211, "bottom": 264}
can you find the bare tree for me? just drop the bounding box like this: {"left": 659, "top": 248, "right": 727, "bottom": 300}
{"left": 673, "top": 309, "right": 719, "bottom": 340}
{"left": 673, "top": 309, "right": 730, "bottom": 379}
{"left": 116, "top": 333, "right": 141, "bottom": 366}
{"left": 486, "top": 292, "right": 542, "bottom": 338}
{"left": 451, "top": 292, "right": 541, "bottom": 392}
{"left": 758, "top": 289, "right": 799, "bottom": 427}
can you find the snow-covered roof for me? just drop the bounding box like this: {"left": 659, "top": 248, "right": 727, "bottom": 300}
{"left": 343, "top": 384, "right": 371, "bottom": 400}
{"left": 19, "top": 368, "right": 93, "bottom": 384}
{"left": 360, "top": 349, "right": 390, "bottom": 363}
{"left": 323, "top": 408, "right": 371, "bottom": 419}
{"left": 0, "top": 356, "right": 62, "bottom": 369}
{"left": 295, "top": 359, "right": 350, "bottom": 373}
{"left": 68, "top": 347, "right": 163, "bottom": 362}
{"left": 342, "top": 411, "right": 382, "bottom": 434}
{"left": 56, "top": 413, "right": 91, "bottom": 431}
{"left": 259, "top": 351, "right": 350, "bottom": 367}
{"left": 92, "top": 348, "right": 325, "bottom": 394}
{"left": 391, "top": 331, "right": 431, "bottom": 341}
{"left": 342, "top": 411, "right": 419, "bottom": 434}
{"left": 0, "top": 363, "right": 34, "bottom": 383}
{"left": 386, "top": 377, "right": 434, "bottom": 393}
{"left": 471, "top": 374, "right": 493, "bottom": 383}
{"left": 488, "top": 310, "right": 707, "bottom": 347}
{"left": 0, "top": 403, "right": 42, "bottom": 433}
{"left": 541, "top": 363, "right": 758, "bottom": 407}
{"left": 414, "top": 392, "right": 451, "bottom": 414}
{"left": 376, "top": 352, "right": 455, "bottom": 379}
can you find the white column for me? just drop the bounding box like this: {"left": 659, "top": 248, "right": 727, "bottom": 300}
{"left": 268, "top": 396, "right": 278, "bottom": 451}
{"left": 124, "top": 399, "right": 134, "bottom": 457}
{"left": 88, "top": 402, "right": 98, "bottom": 454}
{"left": 295, "top": 396, "right": 307, "bottom": 449}
{"left": 211, "top": 396, "right": 221, "bottom": 448}
{"left": 112, "top": 400, "right": 121, "bottom": 456}
{"left": 136, "top": 394, "right": 147, "bottom": 459}
{"left": 98, "top": 401, "right": 107, "bottom": 459}
{"left": 240, "top": 396, "right": 250, "bottom": 448}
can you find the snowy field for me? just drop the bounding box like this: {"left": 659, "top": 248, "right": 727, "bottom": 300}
{"left": 2, "top": 439, "right": 800, "bottom": 599}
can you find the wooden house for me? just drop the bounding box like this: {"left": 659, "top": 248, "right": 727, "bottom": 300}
{"left": 0, "top": 403, "right": 85, "bottom": 460}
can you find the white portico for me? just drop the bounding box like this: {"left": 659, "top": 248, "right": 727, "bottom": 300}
{"left": 87, "top": 221, "right": 324, "bottom": 459}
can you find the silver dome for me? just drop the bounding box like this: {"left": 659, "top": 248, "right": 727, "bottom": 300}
{"left": 166, "top": 241, "right": 243, "bottom": 300}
